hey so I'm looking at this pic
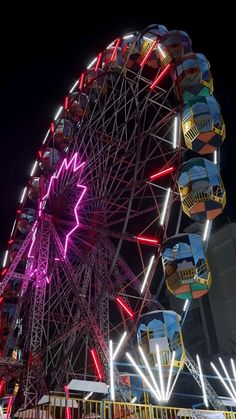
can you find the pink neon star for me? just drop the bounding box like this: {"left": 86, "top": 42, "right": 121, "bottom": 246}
{"left": 40, "top": 153, "right": 86, "bottom": 258}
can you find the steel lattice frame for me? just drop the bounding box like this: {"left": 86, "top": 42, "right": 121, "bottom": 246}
{"left": 0, "top": 32, "right": 200, "bottom": 410}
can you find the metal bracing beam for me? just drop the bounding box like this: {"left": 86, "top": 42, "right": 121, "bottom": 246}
{"left": 0, "top": 224, "right": 36, "bottom": 294}
{"left": 185, "top": 350, "right": 227, "bottom": 411}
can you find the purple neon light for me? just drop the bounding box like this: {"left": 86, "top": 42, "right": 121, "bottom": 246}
{"left": 64, "top": 184, "right": 86, "bottom": 257}
{"left": 40, "top": 153, "right": 86, "bottom": 258}
{"left": 28, "top": 222, "right": 38, "bottom": 258}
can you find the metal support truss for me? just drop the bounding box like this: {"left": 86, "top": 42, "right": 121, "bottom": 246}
{"left": 185, "top": 351, "right": 227, "bottom": 411}
{"left": 0, "top": 225, "right": 36, "bottom": 294}
{"left": 23, "top": 220, "right": 50, "bottom": 408}
{"left": 50, "top": 223, "right": 128, "bottom": 400}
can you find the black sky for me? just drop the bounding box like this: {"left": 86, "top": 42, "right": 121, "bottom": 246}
{"left": 0, "top": 5, "right": 235, "bottom": 258}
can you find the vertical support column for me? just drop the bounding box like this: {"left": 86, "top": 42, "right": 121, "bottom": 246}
{"left": 24, "top": 220, "right": 51, "bottom": 408}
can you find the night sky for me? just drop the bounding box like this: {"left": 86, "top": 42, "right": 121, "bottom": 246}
{"left": 0, "top": 6, "right": 235, "bottom": 260}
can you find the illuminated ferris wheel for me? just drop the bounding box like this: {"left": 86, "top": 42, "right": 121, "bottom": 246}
{"left": 0, "top": 23, "right": 226, "bottom": 412}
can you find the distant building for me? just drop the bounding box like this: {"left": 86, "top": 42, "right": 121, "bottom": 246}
{"left": 207, "top": 222, "right": 236, "bottom": 355}
{"left": 168, "top": 222, "right": 236, "bottom": 357}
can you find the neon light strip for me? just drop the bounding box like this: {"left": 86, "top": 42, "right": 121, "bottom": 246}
{"left": 197, "top": 354, "right": 209, "bottom": 407}
{"left": 50, "top": 122, "right": 55, "bottom": 133}
{"left": 90, "top": 349, "right": 103, "bottom": 380}
{"left": 167, "top": 362, "right": 182, "bottom": 402}
{"left": 54, "top": 106, "right": 63, "bottom": 120}
{"left": 135, "top": 236, "right": 159, "bottom": 245}
{"left": 95, "top": 53, "right": 102, "bottom": 72}
{"left": 156, "top": 344, "right": 165, "bottom": 400}
{"left": 131, "top": 396, "right": 137, "bottom": 403}
{"left": 150, "top": 64, "right": 171, "bottom": 90}
{"left": 138, "top": 346, "right": 162, "bottom": 400}
{"left": 28, "top": 222, "right": 38, "bottom": 258}
{"left": 43, "top": 129, "right": 50, "bottom": 144}
{"left": 231, "top": 359, "right": 236, "bottom": 387}
{"left": 123, "top": 34, "right": 134, "bottom": 40}
{"left": 150, "top": 166, "right": 175, "bottom": 181}
{"left": 211, "top": 362, "right": 236, "bottom": 402}
{"left": 126, "top": 352, "right": 160, "bottom": 402}
{"left": 110, "top": 38, "right": 121, "bottom": 62}
{"left": 69, "top": 80, "right": 79, "bottom": 93}
{"left": 87, "top": 57, "right": 97, "bottom": 69}
{"left": 64, "top": 184, "right": 86, "bottom": 258}
{"left": 84, "top": 392, "right": 93, "bottom": 400}
{"left": 203, "top": 219, "right": 210, "bottom": 241}
{"left": 38, "top": 201, "right": 42, "bottom": 218}
{"left": 109, "top": 340, "right": 115, "bottom": 401}
{"left": 140, "top": 39, "right": 158, "bottom": 68}
{"left": 79, "top": 73, "right": 85, "bottom": 90}
{"left": 116, "top": 296, "right": 134, "bottom": 318}
{"left": 157, "top": 44, "right": 166, "bottom": 58}
{"left": 1, "top": 268, "right": 7, "bottom": 276}
{"left": 64, "top": 96, "right": 69, "bottom": 110}
{"left": 141, "top": 255, "right": 155, "bottom": 294}
{"left": 143, "top": 36, "right": 153, "bottom": 42}
{"left": 20, "top": 187, "right": 27, "bottom": 203}
{"left": 165, "top": 351, "right": 176, "bottom": 401}
{"left": 64, "top": 385, "right": 71, "bottom": 419}
{"left": 183, "top": 299, "right": 189, "bottom": 312}
{"left": 3, "top": 250, "right": 9, "bottom": 268}
{"left": 160, "top": 188, "right": 171, "bottom": 226}
{"left": 39, "top": 153, "right": 86, "bottom": 257}
{"left": 113, "top": 331, "right": 127, "bottom": 360}
{"left": 214, "top": 150, "right": 217, "bottom": 164}
{"left": 30, "top": 161, "right": 38, "bottom": 177}
{"left": 106, "top": 40, "right": 115, "bottom": 49}
{"left": 10, "top": 220, "right": 17, "bottom": 237}
{"left": 173, "top": 116, "right": 179, "bottom": 149}
{"left": 219, "top": 357, "right": 236, "bottom": 398}
{"left": 6, "top": 395, "right": 13, "bottom": 419}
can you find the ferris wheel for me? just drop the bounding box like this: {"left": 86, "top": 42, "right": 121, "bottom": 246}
{"left": 0, "top": 23, "right": 226, "bottom": 411}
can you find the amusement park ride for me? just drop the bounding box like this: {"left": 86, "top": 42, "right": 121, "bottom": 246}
{"left": 0, "top": 23, "right": 233, "bottom": 417}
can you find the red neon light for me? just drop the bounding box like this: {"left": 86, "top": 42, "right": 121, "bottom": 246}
{"left": 110, "top": 38, "right": 121, "bottom": 62}
{"left": 116, "top": 296, "right": 134, "bottom": 318}
{"left": 64, "top": 385, "right": 72, "bottom": 419}
{"left": 50, "top": 122, "right": 55, "bottom": 133}
{"left": 8, "top": 239, "right": 14, "bottom": 245}
{"left": 90, "top": 349, "right": 103, "bottom": 380}
{"left": 150, "top": 166, "right": 175, "bottom": 181}
{"left": 135, "top": 235, "right": 159, "bottom": 245}
{"left": 64, "top": 96, "right": 69, "bottom": 110}
{"left": 38, "top": 150, "right": 43, "bottom": 158}
{"left": 0, "top": 297, "right": 4, "bottom": 303}
{"left": 95, "top": 52, "right": 102, "bottom": 72}
{"left": 140, "top": 39, "right": 158, "bottom": 68}
{"left": 79, "top": 73, "right": 85, "bottom": 90}
{"left": 6, "top": 395, "right": 13, "bottom": 419}
{"left": 123, "top": 44, "right": 129, "bottom": 55}
{"left": 0, "top": 378, "right": 5, "bottom": 395}
{"left": 150, "top": 63, "right": 171, "bottom": 89}
{"left": 1, "top": 269, "right": 7, "bottom": 277}
{"left": 16, "top": 209, "right": 22, "bottom": 214}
